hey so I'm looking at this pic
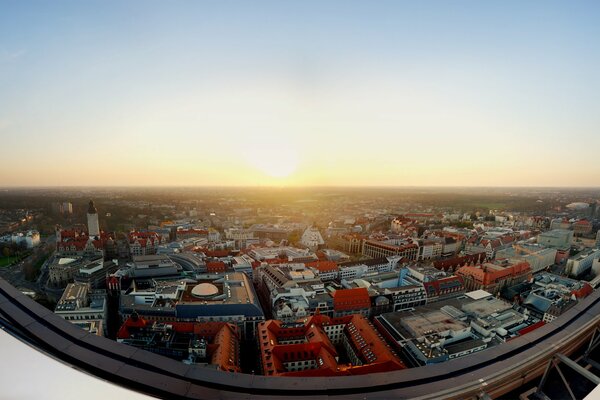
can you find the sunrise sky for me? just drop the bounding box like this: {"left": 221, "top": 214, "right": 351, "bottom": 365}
{"left": 1, "top": 1, "right": 599, "bottom": 187}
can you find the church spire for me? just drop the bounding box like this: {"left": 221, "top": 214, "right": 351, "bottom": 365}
{"left": 88, "top": 200, "right": 97, "bottom": 214}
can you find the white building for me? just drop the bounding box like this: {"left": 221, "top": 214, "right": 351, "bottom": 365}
{"left": 567, "top": 248, "right": 600, "bottom": 277}
{"left": 54, "top": 282, "right": 106, "bottom": 336}
{"left": 300, "top": 226, "right": 325, "bottom": 250}
{"left": 10, "top": 230, "right": 40, "bottom": 249}
{"left": 87, "top": 200, "right": 100, "bottom": 237}
{"left": 496, "top": 244, "right": 557, "bottom": 273}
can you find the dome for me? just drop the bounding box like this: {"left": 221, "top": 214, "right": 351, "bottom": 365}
{"left": 191, "top": 283, "right": 219, "bottom": 298}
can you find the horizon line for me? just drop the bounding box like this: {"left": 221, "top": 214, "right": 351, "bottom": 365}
{"left": 2, "top": 184, "right": 600, "bottom": 190}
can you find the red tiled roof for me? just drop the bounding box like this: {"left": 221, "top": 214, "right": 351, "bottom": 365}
{"left": 332, "top": 288, "right": 370, "bottom": 312}
{"left": 305, "top": 261, "right": 339, "bottom": 273}
{"left": 456, "top": 261, "right": 531, "bottom": 286}
{"left": 206, "top": 261, "right": 227, "bottom": 273}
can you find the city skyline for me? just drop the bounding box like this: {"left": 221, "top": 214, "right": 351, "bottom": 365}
{"left": 1, "top": 1, "right": 600, "bottom": 187}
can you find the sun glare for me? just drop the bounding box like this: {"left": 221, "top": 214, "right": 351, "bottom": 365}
{"left": 243, "top": 139, "right": 300, "bottom": 179}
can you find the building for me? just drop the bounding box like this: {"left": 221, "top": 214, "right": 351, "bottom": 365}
{"left": 406, "top": 265, "right": 465, "bottom": 303}
{"left": 128, "top": 231, "right": 165, "bottom": 256}
{"left": 331, "top": 288, "right": 371, "bottom": 317}
{"left": 73, "top": 259, "right": 119, "bottom": 289}
{"left": 496, "top": 244, "right": 557, "bottom": 273}
{"left": 119, "top": 272, "right": 264, "bottom": 339}
{"left": 305, "top": 260, "right": 339, "bottom": 281}
{"left": 55, "top": 228, "right": 109, "bottom": 258}
{"left": 337, "top": 257, "right": 397, "bottom": 281}
{"left": 456, "top": 259, "right": 532, "bottom": 295}
{"left": 176, "top": 228, "right": 209, "bottom": 240}
{"left": 248, "top": 246, "right": 318, "bottom": 263}
{"left": 340, "top": 233, "right": 365, "bottom": 254}
{"left": 433, "top": 252, "right": 487, "bottom": 273}
{"left": 522, "top": 273, "right": 593, "bottom": 323}
{"left": 48, "top": 256, "right": 105, "bottom": 288}
{"left": 55, "top": 202, "right": 115, "bottom": 257}
{"left": 300, "top": 226, "right": 325, "bottom": 250}
{"left": 117, "top": 254, "right": 181, "bottom": 279}
{"left": 87, "top": 200, "right": 100, "bottom": 237}
{"left": 537, "top": 229, "right": 573, "bottom": 249}
{"left": 566, "top": 248, "right": 600, "bottom": 277}
{"left": 249, "top": 224, "right": 294, "bottom": 241}
{"left": 117, "top": 315, "right": 240, "bottom": 372}
{"left": 341, "top": 269, "right": 428, "bottom": 314}
{"left": 231, "top": 254, "right": 256, "bottom": 278}
{"left": 362, "top": 238, "right": 418, "bottom": 260}
{"left": 54, "top": 282, "right": 106, "bottom": 336}
{"left": 374, "top": 290, "right": 533, "bottom": 366}
{"left": 7, "top": 230, "right": 40, "bottom": 249}
{"left": 257, "top": 314, "right": 405, "bottom": 376}
{"left": 550, "top": 218, "right": 572, "bottom": 231}
{"left": 573, "top": 220, "right": 593, "bottom": 236}
{"left": 416, "top": 239, "right": 444, "bottom": 260}
{"left": 255, "top": 263, "right": 330, "bottom": 322}
{"left": 224, "top": 228, "right": 256, "bottom": 249}
{"left": 62, "top": 202, "right": 73, "bottom": 214}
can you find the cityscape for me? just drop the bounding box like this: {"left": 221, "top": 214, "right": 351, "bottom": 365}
{"left": 1, "top": 187, "right": 600, "bottom": 398}
{"left": 2, "top": 1, "right": 600, "bottom": 399}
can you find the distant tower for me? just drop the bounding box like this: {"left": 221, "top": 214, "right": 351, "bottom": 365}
{"left": 87, "top": 200, "right": 100, "bottom": 237}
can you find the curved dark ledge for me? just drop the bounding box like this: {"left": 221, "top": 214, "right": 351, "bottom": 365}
{"left": 1, "top": 277, "right": 599, "bottom": 399}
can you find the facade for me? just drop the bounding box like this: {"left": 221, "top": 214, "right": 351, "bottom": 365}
{"left": 338, "top": 257, "right": 397, "bottom": 281}
{"left": 255, "top": 263, "right": 330, "bottom": 322}
{"left": 86, "top": 200, "right": 100, "bottom": 237}
{"left": 537, "top": 229, "right": 573, "bottom": 249}
{"left": 406, "top": 265, "right": 465, "bottom": 303}
{"left": 300, "top": 226, "right": 325, "bottom": 250}
{"left": 550, "top": 218, "right": 572, "bottom": 231}
{"left": 128, "top": 231, "right": 165, "bottom": 256}
{"left": 496, "top": 244, "right": 557, "bottom": 273}
{"left": 117, "top": 315, "right": 240, "bottom": 372}
{"left": 456, "top": 260, "right": 532, "bottom": 295}
{"left": 341, "top": 269, "right": 428, "bottom": 314}
{"left": 331, "top": 288, "right": 371, "bottom": 317}
{"left": 224, "top": 228, "right": 256, "bottom": 249}
{"left": 416, "top": 239, "right": 444, "bottom": 260}
{"left": 176, "top": 228, "right": 209, "bottom": 240}
{"left": 73, "top": 259, "right": 119, "bottom": 289}
{"left": 374, "top": 290, "right": 532, "bottom": 366}
{"left": 48, "top": 256, "right": 105, "bottom": 288}
{"left": 117, "top": 254, "right": 181, "bottom": 279}
{"left": 54, "top": 282, "right": 106, "bottom": 336}
{"left": 248, "top": 246, "right": 318, "bottom": 263}
{"left": 566, "top": 248, "right": 600, "bottom": 277}
{"left": 573, "top": 220, "right": 593, "bottom": 236}
{"left": 362, "top": 239, "right": 418, "bottom": 260}
{"left": 7, "top": 230, "right": 40, "bottom": 249}
{"left": 119, "top": 272, "right": 265, "bottom": 339}
{"left": 258, "top": 314, "right": 405, "bottom": 376}
{"left": 522, "top": 273, "right": 593, "bottom": 323}
{"left": 341, "top": 233, "right": 365, "bottom": 254}
{"left": 305, "top": 260, "right": 339, "bottom": 281}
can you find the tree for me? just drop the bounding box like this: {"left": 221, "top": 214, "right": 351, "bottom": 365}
{"left": 2, "top": 247, "right": 10, "bottom": 258}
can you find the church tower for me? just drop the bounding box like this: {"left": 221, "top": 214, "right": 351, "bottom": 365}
{"left": 87, "top": 200, "right": 100, "bottom": 238}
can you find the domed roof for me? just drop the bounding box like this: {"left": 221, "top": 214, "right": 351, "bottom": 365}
{"left": 191, "top": 283, "right": 219, "bottom": 298}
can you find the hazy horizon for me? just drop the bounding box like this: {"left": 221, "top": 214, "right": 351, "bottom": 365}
{"left": 2, "top": 1, "right": 600, "bottom": 187}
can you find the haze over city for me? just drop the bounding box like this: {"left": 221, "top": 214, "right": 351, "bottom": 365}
{"left": 3, "top": 2, "right": 600, "bottom": 399}
{"left": 1, "top": 1, "right": 600, "bottom": 187}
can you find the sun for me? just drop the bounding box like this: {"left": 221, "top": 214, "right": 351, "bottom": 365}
{"left": 243, "top": 139, "right": 300, "bottom": 179}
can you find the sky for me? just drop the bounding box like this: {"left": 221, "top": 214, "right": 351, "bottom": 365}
{"left": 1, "top": 1, "right": 599, "bottom": 187}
